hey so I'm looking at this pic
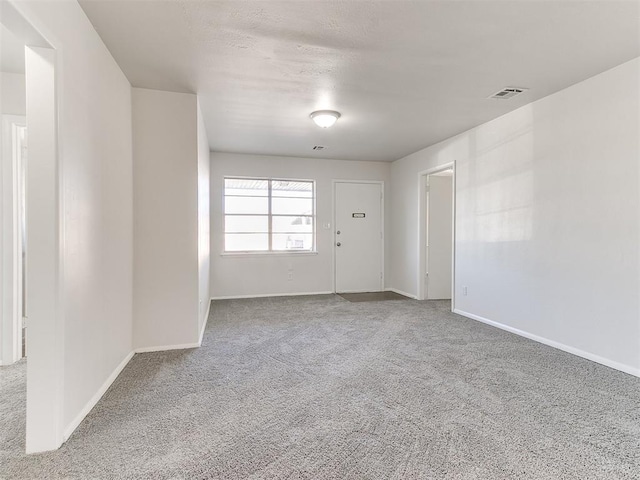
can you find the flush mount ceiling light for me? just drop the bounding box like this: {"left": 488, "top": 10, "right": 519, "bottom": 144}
{"left": 310, "top": 110, "right": 341, "bottom": 128}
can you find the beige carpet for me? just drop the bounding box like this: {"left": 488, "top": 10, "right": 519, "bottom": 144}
{"left": 1, "top": 295, "right": 639, "bottom": 479}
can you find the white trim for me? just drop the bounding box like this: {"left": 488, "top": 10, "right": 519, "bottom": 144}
{"left": 385, "top": 288, "right": 417, "bottom": 299}
{"left": 211, "top": 291, "right": 333, "bottom": 301}
{"left": 417, "top": 162, "right": 456, "bottom": 309}
{"left": 62, "top": 350, "right": 134, "bottom": 441}
{"left": 134, "top": 343, "right": 200, "bottom": 354}
{"left": 1, "top": 115, "right": 27, "bottom": 366}
{"left": 137, "top": 300, "right": 212, "bottom": 353}
{"left": 222, "top": 176, "right": 317, "bottom": 255}
{"left": 220, "top": 251, "right": 318, "bottom": 257}
{"left": 331, "top": 181, "right": 336, "bottom": 293}
{"left": 453, "top": 309, "right": 640, "bottom": 378}
{"left": 198, "top": 299, "right": 212, "bottom": 345}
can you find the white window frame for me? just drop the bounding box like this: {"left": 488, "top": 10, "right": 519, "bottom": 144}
{"left": 223, "top": 176, "right": 317, "bottom": 254}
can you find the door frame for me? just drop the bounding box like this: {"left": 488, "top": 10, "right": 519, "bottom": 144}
{"left": 1, "top": 114, "right": 27, "bottom": 365}
{"left": 417, "top": 162, "right": 456, "bottom": 307}
{"left": 332, "top": 180, "right": 384, "bottom": 293}
{"left": 2, "top": 0, "right": 64, "bottom": 453}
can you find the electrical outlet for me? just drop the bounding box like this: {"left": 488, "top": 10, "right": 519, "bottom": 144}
{"left": 287, "top": 272, "right": 294, "bottom": 281}
{"left": 463, "top": 286, "right": 468, "bottom": 296}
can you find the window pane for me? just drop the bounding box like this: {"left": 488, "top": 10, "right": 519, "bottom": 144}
{"left": 223, "top": 177, "right": 315, "bottom": 252}
{"left": 225, "top": 178, "right": 268, "bottom": 197}
{"left": 225, "top": 215, "right": 268, "bottom": 233}
{"left": 272, "top": 197, "right": 313, "bottom": 215}
{"left": 225, "top": 196, "right": 268, "bottom": 214}
{"left": 272, "top": 215, "right": 313, "bottom": 234}
{"left": 272, "top": 180, "right": 313, "bottom": 198}
{"left": 272, "top": 234, "right": 313, "bottom": 251}
{"left": 225, "top": 234, "right": 269, "bottom": 252}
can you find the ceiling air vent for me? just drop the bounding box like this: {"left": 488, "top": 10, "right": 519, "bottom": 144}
{"left": 313, "top": 145, "right": 326, "bottom": 151}
{"left": 489, "top": 87, "right": 528, "bottom": 100}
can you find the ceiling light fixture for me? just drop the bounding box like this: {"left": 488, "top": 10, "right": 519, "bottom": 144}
{"left": 310, "top": 110, "right": 341, "bottom": 128}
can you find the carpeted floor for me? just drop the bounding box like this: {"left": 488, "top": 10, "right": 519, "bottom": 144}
{"left": 1, "top": 295, "right": 639, "bottom": 479}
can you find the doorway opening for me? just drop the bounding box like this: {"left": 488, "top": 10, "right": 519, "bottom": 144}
{"left": 1, "top": 3, "right": 63, "bottom": 454}
{"left": 333, "top": 181, "right": 384, "bottom": 293}
{"left": 1, "top": 19, "right": 29, "bottom": 365}
{"left": 418, "top": 164, "right": 455, "bottom": 305}
{"left": 1, "top": 113, "right": 27, "bottom": 365}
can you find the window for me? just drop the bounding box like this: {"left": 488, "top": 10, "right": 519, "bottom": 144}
{"left": 224, "top": 177, "right": 316, "bottom": 253}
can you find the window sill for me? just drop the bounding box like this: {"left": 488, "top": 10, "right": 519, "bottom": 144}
{"left": 220, "top": 251, "right": 319, "bottom": 258}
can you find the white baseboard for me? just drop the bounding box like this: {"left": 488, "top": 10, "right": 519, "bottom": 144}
{"left": 385, "top": 288, "right": 417, "bottom": 299}
{"left": 211, "top": 291, "right": 333, "bottom": 300}
{"left": 134, "top": 342, "right": 200, "bottom": 354}
{"left": 453, "top": 309, "right": 640, "bottom": 378}
{"left": 63, "top": 312, "right": 213, "bottom": 443}
{"left": 198, "top": 300, "right": 212, "bottom": 346}
{"left": 63, "top": 350, "right": 134, "bottom": 441}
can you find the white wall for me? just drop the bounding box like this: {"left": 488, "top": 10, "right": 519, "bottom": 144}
{"left": 8, "top": 0, "right": 134, "bottom": 450}
{"left": 197, "top": 102, "right": 210, "bottom": 335}
{"left": 132, "top": 88, "right": 199, "bottom": 350}
{"left": 210, "top": 152, "right": 391, "bottom": 298}
{"left": 390, "top": 57, "right": 640, "bottom": 375}
{"left": 0, "top": 72, "right": 25, "bottom": 115}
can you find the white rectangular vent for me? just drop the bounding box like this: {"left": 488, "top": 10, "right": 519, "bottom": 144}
{"left": 313, "top": 145, "right": 325, "bottom": 151}
{"left": 489, "top": 87, "right": 528, "bottom": 100}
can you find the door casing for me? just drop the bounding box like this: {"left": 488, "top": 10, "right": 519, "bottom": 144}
{"left": 417, "top": 163, "right": 456, "bottom": 307}
{"left": 1, "top": 114, "right": 27, "bottom": 365}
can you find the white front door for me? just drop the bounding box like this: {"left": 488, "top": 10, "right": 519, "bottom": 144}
{"left": 334, "top": 182, "right": 383, "bottom": 293}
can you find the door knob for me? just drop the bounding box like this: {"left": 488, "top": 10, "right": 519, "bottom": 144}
{"left": 336, "top": 242, "right": 342, "bottom": 247}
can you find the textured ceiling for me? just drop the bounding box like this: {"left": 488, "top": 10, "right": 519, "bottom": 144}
{"left": 79, "top": 0, "right": 640, "bottom": 162}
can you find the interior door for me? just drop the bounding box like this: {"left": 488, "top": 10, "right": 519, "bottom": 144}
{"left": 426, "top": 174, "right": 453, "bottom": 299}
{"left": 334, "top": 182, "right": 383, "bottom": 293}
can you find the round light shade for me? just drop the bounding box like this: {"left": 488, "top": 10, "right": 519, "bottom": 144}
{"left": 310, "top": 110, "right": 341, "bottom": 128}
